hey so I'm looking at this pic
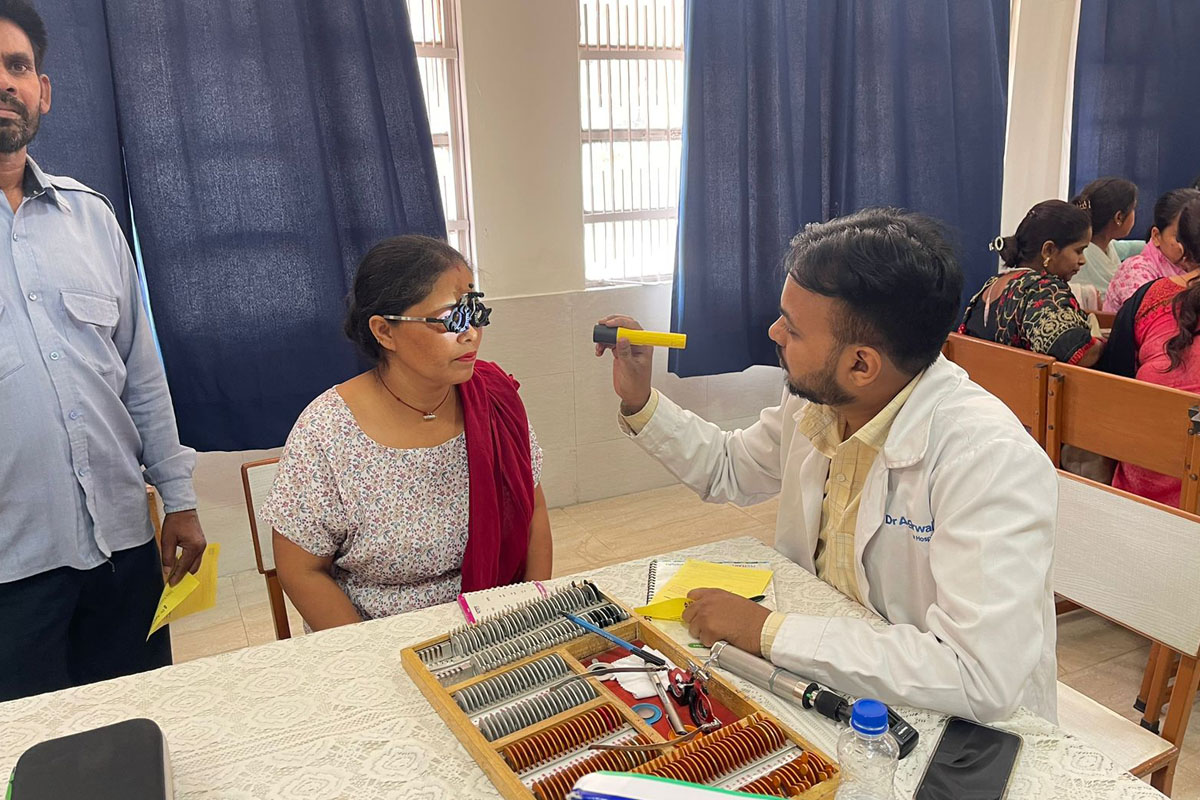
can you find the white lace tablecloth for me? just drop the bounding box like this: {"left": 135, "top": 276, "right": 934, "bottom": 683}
{"left": 0, "top": 537, "right": 1162, "bottom": 799}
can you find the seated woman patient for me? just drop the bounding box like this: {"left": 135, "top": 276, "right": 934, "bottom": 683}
{"left": 960, "top": 199, "right": 1104, "bottom": 366}
{"left": 262, "top": 235, "right": 552, "bottom": 630}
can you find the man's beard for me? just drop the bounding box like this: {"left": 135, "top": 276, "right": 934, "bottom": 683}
{"left": 778, "top": 345, "right": 853, "bottom": 406}
{"left": 0, "top": 95, "right": 40, "bottom": 154}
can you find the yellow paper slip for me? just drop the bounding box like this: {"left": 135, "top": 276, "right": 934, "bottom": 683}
{"left": 147, "top": 542, "right": 221, "bottom": 639}
{"left": 634, "top": 597, "right": 692, "bottom": 621}
{"left": 652, "top": 558, "right": 773, "bottom": 604}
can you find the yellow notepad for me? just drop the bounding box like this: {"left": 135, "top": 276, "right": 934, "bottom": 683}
{"left": 635, "top": 559, "right": 773, "bottom": 621}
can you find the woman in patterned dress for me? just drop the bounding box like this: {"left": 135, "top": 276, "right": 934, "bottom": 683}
{"left": 262, "top": 236, "right": 552, "bottom": 630}
{"left": 960, "top": 200, "right": 1104, "bottom": 367}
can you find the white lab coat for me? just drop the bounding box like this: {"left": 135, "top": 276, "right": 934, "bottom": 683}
{"left": 625, "top": 356, "right": 1058, "bottom": 723}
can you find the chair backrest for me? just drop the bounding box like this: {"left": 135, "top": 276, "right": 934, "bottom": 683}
{"left": 942, "top": 333, "right": 1055, "bottom": 444}
{"left": 1054, "top": 472, "right": 1200, "bottom": 658}
{"left": 1045, "top": 362, "right": 1200, "bottom": 512}
{"left": 1092, "top": 311, "right": 1117, "bottom": 330}
{"left": 241, "top": 458, "right": 281, "bottom": 574}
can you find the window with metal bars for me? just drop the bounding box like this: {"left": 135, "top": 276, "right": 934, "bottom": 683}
{"left": 579, "top": 0, "right": 685, "bottom": 284}
{"left": 407, "top": 0, "right": 473, "bottom": 259}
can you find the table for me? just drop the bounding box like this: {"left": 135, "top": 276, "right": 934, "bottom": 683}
{"left": 0, "top": 537, "right": 1164, "bottom": 799}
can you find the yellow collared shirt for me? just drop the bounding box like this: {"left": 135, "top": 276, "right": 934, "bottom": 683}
{"left": 804, "top": 375, "right": 920, "bottom": 602}
{"left": 761, "top": 373, "right": 921, "bottom": 658}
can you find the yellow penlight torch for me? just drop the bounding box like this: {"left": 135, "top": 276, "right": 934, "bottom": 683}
{"left": 593, "top": 324, "right": 687, "bottom": 349}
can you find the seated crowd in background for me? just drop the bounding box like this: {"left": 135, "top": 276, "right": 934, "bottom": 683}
{"left": 959, "top": 175, "right": 1200, "bottom": 509}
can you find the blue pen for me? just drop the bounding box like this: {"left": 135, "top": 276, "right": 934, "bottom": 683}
{"left": 560, "top": 612, "right": 667, "bottom": 667}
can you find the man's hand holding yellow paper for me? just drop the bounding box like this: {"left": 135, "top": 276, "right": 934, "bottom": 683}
{"left": 148, "top": 543, "right": 221, "bottom": 639}
{"left": 680, "top": 588, "right": 771, "bottom": 654}
{"left": 632, "top": 559, "right": 774, "bottom": 651}
{"left": 633, "top": 559, "right": 772, "bottom": 620}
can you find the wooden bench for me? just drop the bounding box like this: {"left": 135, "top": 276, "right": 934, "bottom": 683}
{"left": 1044, "top": 362, "right": 1200, "bottom": 514}
{"left": 1054, "top": 472, "right": 1200, "bottom": 796}
{"left": 1045, "top": 363, "right": 1200, "bottom": 731}
{"left": 942, "top": 333, "right": 1055, "bottom": 445}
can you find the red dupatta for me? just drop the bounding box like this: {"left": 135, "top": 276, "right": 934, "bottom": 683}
{"left": 458, "top": 360, "right": 536, "bottom": 591}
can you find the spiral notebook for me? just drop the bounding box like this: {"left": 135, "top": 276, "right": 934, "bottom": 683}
{"left": 645, "top": 559, "right": 775, "bottom": 605}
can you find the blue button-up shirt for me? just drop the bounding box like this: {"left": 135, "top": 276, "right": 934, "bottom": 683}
{"left": 0, "top": 159, "right": 196, "bottom": 583}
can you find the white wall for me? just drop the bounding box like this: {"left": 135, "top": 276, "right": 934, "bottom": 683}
{"left": 1001, "top": 0, "right": 1082, "bottom": 233}
{"left": 458, "top": 0, "right": 586, "bottom": 298}
{"left": 483, "top": 285, "right": 782, "bottom": 509}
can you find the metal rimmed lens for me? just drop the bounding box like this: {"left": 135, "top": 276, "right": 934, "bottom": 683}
{"left": 471, "top": 301, "right": 492, "bottom": 328}
{"left": 437, "top": 293, "right": 491, "bottom": 334}
{"left": 445, "top": 303, "right": 472, "bottom": 334}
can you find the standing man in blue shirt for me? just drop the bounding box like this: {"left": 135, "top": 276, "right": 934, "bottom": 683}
{"left": 0, "top": 0, "right": 206, "bottom": 701}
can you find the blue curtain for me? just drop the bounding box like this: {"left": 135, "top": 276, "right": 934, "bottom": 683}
{"left": 28, "top": 1, "right": 130, "bottom": 238}
{"left": 101, "top": 0, "right": 446, "bottom": 450}
{"left": 1071, "top": 1, "right": 1200, "bottom": 228}
{"left": 671, "top": 1, "right": 1009, "bottom": 377}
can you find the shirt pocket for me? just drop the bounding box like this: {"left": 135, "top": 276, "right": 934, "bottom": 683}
{"left": 61, "top": 289, "right": 121, "bottom": 375}
{"left": 0, "top": 297, "right": 26, "bottom": 382}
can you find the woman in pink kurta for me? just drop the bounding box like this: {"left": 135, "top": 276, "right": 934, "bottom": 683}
{"left": 1104, "top": 188, "right": 1200, "bottom": 312}
{"left": 1112, "top": 199, "right": 1200, "bottom": 506}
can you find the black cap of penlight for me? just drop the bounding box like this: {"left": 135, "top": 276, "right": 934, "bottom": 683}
{"left": 593, "top": 324, "right": 619, "bottom": 345}
{"left": 815, "top": 689, "right": 852, "bottom": 725}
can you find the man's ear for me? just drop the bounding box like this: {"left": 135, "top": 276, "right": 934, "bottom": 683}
{"left": 38, "top": 73, "right": 51, "bottom": 115}
{"left": 844, "top": 345, "right": 884, "bottom": 389}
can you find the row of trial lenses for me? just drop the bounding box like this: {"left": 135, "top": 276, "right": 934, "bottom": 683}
{"left": 477, "top": 680, "right": 596, "bottom": 742}
{"left": 448, "top": 582, "right": 605, "bottom": 659}
{"left": 469, "top": 620, "right": 578, "bottom": 677}
{"left": 452, "top": 653, "right": 569, "bottom": 715}
{"left": 415, "top": 639, "right": 453, "bottom": 667}
{"left": 470, "top": 604, "right": 625, "bottom": 676}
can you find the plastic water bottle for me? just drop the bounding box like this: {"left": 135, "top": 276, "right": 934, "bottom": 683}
{"left": 835, "top": 698, "right": 900, "bottom": 800}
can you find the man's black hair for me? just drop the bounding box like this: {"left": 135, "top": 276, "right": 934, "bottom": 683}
{"left": 0, "top": 0, "right": 47, "bottom": 72}
{"left": 785, "top": 208, "right": 964, "bottom": 375}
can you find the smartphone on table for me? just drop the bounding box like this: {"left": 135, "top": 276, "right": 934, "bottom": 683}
{"left": 914, "top": 716, "right": 1023, "bottom": 800}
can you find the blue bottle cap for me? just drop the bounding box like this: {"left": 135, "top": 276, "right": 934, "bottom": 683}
{"left": 850, "top": 698, "right": 889, "bottom": 735}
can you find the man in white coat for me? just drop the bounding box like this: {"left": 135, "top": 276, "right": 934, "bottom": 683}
{"left": 596, "top": 209, "right": 1058, "bottom": 723}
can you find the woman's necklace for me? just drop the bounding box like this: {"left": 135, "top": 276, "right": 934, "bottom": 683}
{"left": 375, "top": 367, "right": 451, "bottom": 421}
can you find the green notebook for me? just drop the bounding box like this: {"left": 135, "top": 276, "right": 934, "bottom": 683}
{"left": 8, "top": 718, "right": 173, "bottom": 799}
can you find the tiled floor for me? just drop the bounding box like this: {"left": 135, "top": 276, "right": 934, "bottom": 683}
{"left": 173, "top": 484, "right": 1200, "bottom": 798}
